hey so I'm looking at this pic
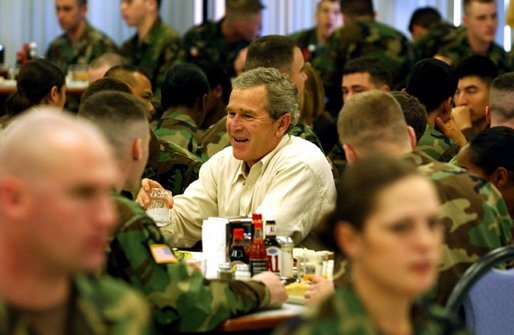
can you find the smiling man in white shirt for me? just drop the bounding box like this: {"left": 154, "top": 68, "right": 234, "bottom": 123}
{"left": 140, "top": 67, "right": 336, "bottom": 248}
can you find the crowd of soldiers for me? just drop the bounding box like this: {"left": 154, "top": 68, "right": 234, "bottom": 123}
{"left": 1, "top": 0, "right": 514, "bottom": 334}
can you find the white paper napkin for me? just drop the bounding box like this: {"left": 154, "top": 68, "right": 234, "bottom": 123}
{"left": 202, "top": 217, "right": 228, "bottom": 279}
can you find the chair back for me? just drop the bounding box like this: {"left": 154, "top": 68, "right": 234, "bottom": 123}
{"left": 446, "top": 245, "right": 514, "bottom": 335}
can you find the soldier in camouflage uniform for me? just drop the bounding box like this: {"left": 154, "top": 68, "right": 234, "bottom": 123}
{"left": 46, "top": 0, "right": 119, "bottom": 73}
{"left": 153, "top": 107, "right": 199, "bottom": 154}
{"left": 316, "top": 0, "right": 415, "bottom": 115}
{"left": 46, "top": 0, "right": 119, "bottom": 112}
{"left": 413, "top": 22, "right": 461, "bottom": 62}
{"left": 338, "top": 91, "right": 512, "bottom": 305}
{"left": 436, "top": 0, "right": 510, "bottom": 73}
{"left": 182, "top": 0, "right": 265, "bottom": 78}
{"left": 407, "top": 7, "right": 461, "bottom": 61}
{"left": 0, "top": 109, "right": 151, "bottom": 334}
{"left": 81, "top": 74, "right": 202, "bottom": 197}
{"left": 120, "top": 0, "right": 183, "bottom": 95}
{"left": 275, "top": 286, "right": 468, "bottom": 334}
{"left": 79, "top": 90, "right": 287, "bottom": 333}
{"left": 144, "top": 129, "right": 202, "bottom": 196}
{"left": 416, "top": 124, "right": 460, "bottom": 162}
{"left": 406, "top": 58, "right": 467, "bottom": 162}
{"left": 289, "top": 0, "right": 342, "bottom": 71}
{"left": 275, "top": 157, "right": 468, "bottom": 335}
{"left": 153, "top": 63, "right": 209, "bottom": 154}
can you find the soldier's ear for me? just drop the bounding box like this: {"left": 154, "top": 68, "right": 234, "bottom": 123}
{"left": 407, "top": 126, "right": 417, "bottom": 150}
{"left": 343, "top": 144, "right": 357, "bottom": 164}
{"left": 132, "top": 138, "right": 144, "bottom": 161}
{"left": 491, "top": 167, "right": 510, "bottom": 189}
{"left": 485, "top": 106, "right": 491, "bottom": 125}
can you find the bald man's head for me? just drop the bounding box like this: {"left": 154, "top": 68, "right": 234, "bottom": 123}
{"left": 0, "top": 108, "right": 119, "bottom": 274}
{"left": 0, "top": 108, "right": 115, "bottom": 182}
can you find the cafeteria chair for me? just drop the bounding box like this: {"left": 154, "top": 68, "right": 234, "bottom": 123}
{"left": 446, "top": 245, "right": 514, "bottom": 335}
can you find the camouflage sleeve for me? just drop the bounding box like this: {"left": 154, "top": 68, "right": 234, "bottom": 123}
{"left": 75, "top": 275, "right": 153, "bottom": 335}
{"left": 152, "top": 35, "right": 184, "bottom": 96}
{"left": 288, "top": 121, "right": 325, "bottom": 153}
{"left": 475, "top": 178, "right": 513, "bottom": 246}
{"left": 107, "top": 197, "right": 270, "bottom": 332}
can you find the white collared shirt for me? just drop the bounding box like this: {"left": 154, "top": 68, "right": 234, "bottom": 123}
{"left": 161, "top": 135, "right": 336, "bottom": 247}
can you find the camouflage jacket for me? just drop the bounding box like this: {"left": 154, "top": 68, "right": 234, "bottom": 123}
{"left": 106, "top": 192, "right": 271, "bottom": 333}
{"left": 437, "top": 28, "right": 511, "bottom": 73}
{"left": 143, "top": 129, "right": 201, "bottom": 196}
{"left": 413, "top": 21, "right": 460, "bottom": 61}
{"left": 403, "top": 151, "right": 513, "bottom": 305}
{"left": 290, "top": 27, "right": 327, "bottom": 72}
{"left": 153, "top": 108, "right": 199, "bottom": 154}
{"left": 316, "top": 17, "right": 415, "bottom": 113}
{"left": 45, "top": 20, "right": 119, "bottom": 73}
{"left": 182, "top": 18, "right": 251, "bottom": 78}
{"left": 121, "top": 17, "right": 183, "bottom": 94}
{"left": 197, "top": 116, "right": 325, "bottom": 160}
{"left": 196, "top": 116, "right": 230, "bottom": 161}
{"left": 0, "top": 275, "right": 151, "bottom": 335}
{"left": 417, "top": 125, "right": 459, "bottom": 163}
{"left": 274, "top": 285, "right": 469, "bottom": 335}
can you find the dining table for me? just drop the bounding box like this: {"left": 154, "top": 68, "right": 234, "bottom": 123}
{"left": 216, "top": 302, "right": 306, "bottom": 334}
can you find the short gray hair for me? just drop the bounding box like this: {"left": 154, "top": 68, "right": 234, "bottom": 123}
{"left": 232, "top": 67, "right": 299, "bottom": 129}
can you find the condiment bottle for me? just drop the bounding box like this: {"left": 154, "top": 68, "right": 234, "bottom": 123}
{"left": 264, "top": 220, "right": 280, "bottom": 274}
{"left": 230, "top": 228, "right": 248, "bottom": 265}
{"left": 249, "top": 213, "right": 267, "bottom": 276}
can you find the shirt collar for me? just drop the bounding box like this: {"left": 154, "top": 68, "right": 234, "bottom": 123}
{"left": 235, "top": 134, "right": 291, "bottom": 179}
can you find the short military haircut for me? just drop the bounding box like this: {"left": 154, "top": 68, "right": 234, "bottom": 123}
{"left": 338, "top": 90, "right": 409, "bottom": 153}
{"left": 339, "top": 0, "right": 374, "bottom": 17}
{"left": 408, "top": 7, "right": 441, "bottom": 33}
{"left": 197, "top": 61, "right": 232, "bottom": 105}
{"left": 245, "top": 35, "right": 297, "bottom": 74}
{"left": 232, "top": 67, "right": 299, "bottom": 130}
{"left": 456, "top": 55, "right": 498, "bottom": 86}
{"left": 343, "top": 56, "right": 393, "bottom": 88}
{"left": 78, "top": 91, "right": 148, "bottom": 160}
{"left": 466, "top": 126, "right": 514, "bottom": 176}
{"left": 463, "top": 0, "right": 495, "bottom": 14}
{"left": 406, "top": 58, "right": 458, "bottom": 113}
{"left": 161, "top": 63, "right": 210, "bottom": 110}
{"left": 390, "top": 91, "right": 428, "bottom": 143}
{"left": 105, "top": 64, "right": 151, "bottom": 88}
{"left": 226, "top": 0, "right": 265, "bottom": 17}
{"left": 89, "top": 52, "right": 126, "bottom": 70}
{"left": 80, "top": 77, "right": 133, "bottom": 104}
{"left": 317, "top": 155, "right": 420, "bottom": 251}
{"left": 317, "top": 0, "right": 339, "bottom": 10}
{"left": 489, "top": 72, "right": 514, "bottom": 125}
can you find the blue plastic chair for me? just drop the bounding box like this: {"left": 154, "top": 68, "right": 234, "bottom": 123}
{"left": 446, "top": 246, "right": 514, "bottom": 335}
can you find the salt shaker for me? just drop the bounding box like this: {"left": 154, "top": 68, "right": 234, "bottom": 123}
{"left": 234, "top": 264, "right": 251, "bottom": 281}
{"left": 218, "top": 262, "right": 233, "bottom": 281}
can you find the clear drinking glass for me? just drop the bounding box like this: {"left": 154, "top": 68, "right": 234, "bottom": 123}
{"left": 146, "top": 188, "right": 171, "bottom": 227}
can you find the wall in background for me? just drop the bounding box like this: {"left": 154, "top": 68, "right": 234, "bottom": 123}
{"left": 0, "top": 0, "right": 510, "bottom": 67}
